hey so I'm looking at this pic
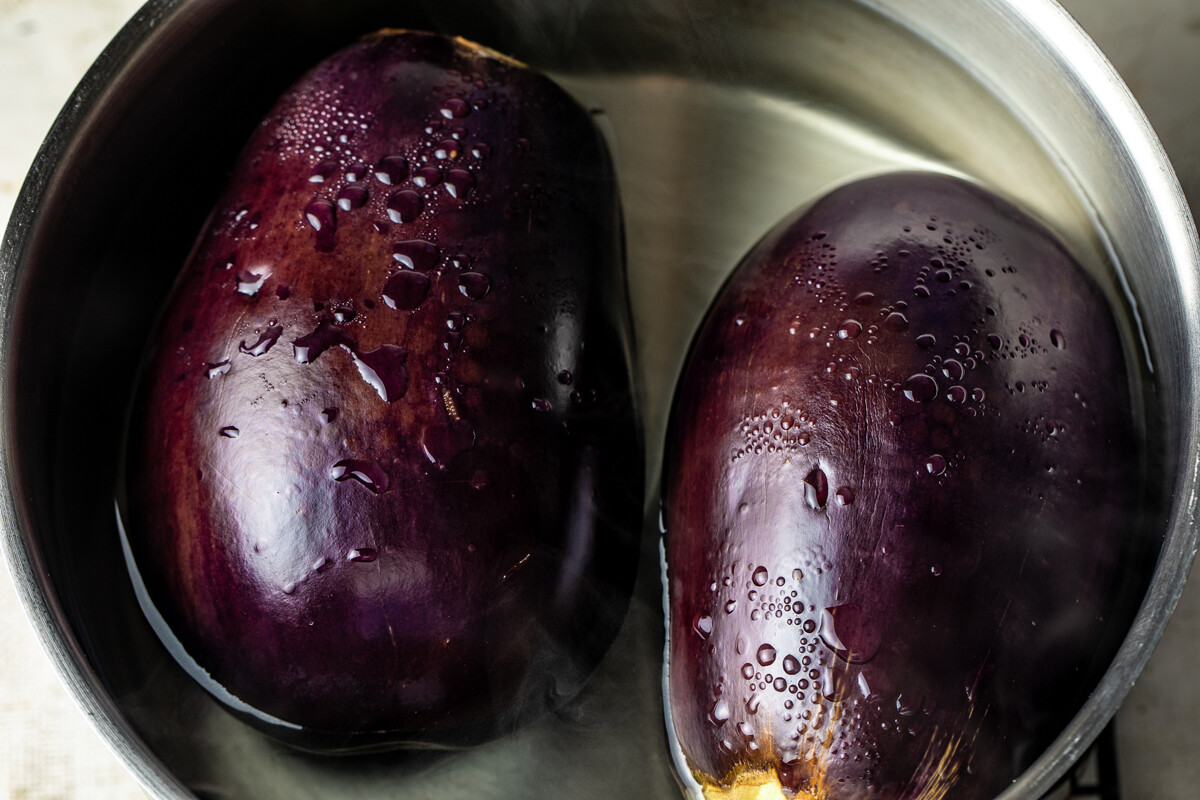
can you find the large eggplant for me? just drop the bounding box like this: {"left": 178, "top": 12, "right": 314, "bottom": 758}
{"left": 663, "top": 172, "right": 1143, "bottom": 798}
{"left": 119, "top": 31, "right": 640, "bottom": 749}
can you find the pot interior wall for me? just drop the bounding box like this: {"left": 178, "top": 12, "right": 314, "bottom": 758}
{"left": 4, "top": 0, "right": 1179, "bottom": 797}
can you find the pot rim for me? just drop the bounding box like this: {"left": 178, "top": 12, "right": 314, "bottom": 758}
{"left": 1, "top": 1, "right": 1197, "bottom": 798}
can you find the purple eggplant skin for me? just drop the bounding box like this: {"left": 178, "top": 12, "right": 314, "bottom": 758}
{"left": 663, "top": 172, "right": 1143, "bottom": 799}
{"left": 119, "top": 30, "right": 640, "bottom": 750}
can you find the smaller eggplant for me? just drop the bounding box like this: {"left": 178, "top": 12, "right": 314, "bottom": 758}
{"left": 120, "top": 31, "right": 640, "bottom": 750}
{"left": 663, "top": 172, "right": 1144, "bottom": 799}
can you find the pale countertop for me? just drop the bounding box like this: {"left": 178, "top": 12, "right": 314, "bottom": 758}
{"left": 1, "top": 1, "right": 1198, "bottom": 798}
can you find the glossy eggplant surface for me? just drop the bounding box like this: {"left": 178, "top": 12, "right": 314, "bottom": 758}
{"left": 120, "top": 30, "right": 640, "bottom": 750}
{"left": 663, "top": 172, "right": 1141, "bottom": 799}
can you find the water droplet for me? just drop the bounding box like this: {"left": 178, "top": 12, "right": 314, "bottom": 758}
{"left": 724, "top": 599, "right": 737, "bottom": 614}
{"left": 531, "top": 398, "right": 552, "bottom": 412}
{"left": 347, "top": 547, "right": 378, "bottom": 563}
{"left": 334, "top": 185, "right": 368, "bottom": 212}
{"left": 434, "top": 139, "right": 460, "bottom": 160}
{"left": 383, "top": 270, "right": 431, "bottom": 310}
{"left": 835, "top": 486, "right": 854, "bottom": 506}
{"left": 411, "top": 166, "right": 442, "bottom": 188}
{"left": 741, "top": 663, "right": 755, "bottom": 680}
{"left": 942, "top": 359, "right": 964, "bottom": 381}
{"left": 783, "top": 655, "right": 801, "bottom": 675}
{"left": 386, "top": 190, "right": 423, "bottom": 223}
{"left": 330, "top": 459, "right": 390, "bottom": 493}
{"left": 332, "top": 306, "right": 356, "bottom": 323}
{"left": 802, "top": 619, "right": 816, "bottom": 634}
{"left": 903, "top": 374, "right": 938, "bottom": 403}
{"left": 471, "top": 142, "right": 490, "bottom": 159}
{"left": 387, "top": 240, "right": 438, "bottom": 272}
{"left": 925, "top": 454, "right": 947, "bottom": 475}
{"left": 709, "top": 699, "right": 731, "bottom": 726}
{"left": 803, "top": 467, "right": 828, "bottom": 510}
{"left": 693, "top": 614, "right": 713, "bottom": 639}
{"left": 972, "top": 387, "right": 986, "bottom": 403}
{"left": 1050, "top": 329, "right": 1066, "bottom": 349}
{"left": 556, "top": 370, "right": 573, "bottom": 385}
{"left": 987, "top": 334, "right": 1003, "bottom": 350}
{"left": 914, "top": 285, "right": 931, "bottom": 298}
{"left": 374, "top": 155, "right": 408, "bottom": 185}
{"left": 930, "top": 563, "right": 943, "bottom": 576}
{"left": 896, "top": 694, "right": 917, "bottom": 716}
{"left": 303, "top": 159, "right": 336, "bottom": 185}
{"left": 752, "top": 566, "right": 769, "bottom": 586}
{"left": 837, "top": 319, "right": 862, "bottom": 340}
{"left": 420, "top": 419, "right": 476, "bottom": 470}
{"left": 818, "top": 667, "right": 838, "bottom": 700}
{"left": 440, "top": 97, "right": 471, "bottom": 119}
{"left": 853, "top": 291, "right": 875, "bottom": 306}
{"left": 302, "top": 200, "right": 337, "bottom": 255}
{"left": 915, "top": 334, "right": 936, "bottom": 350}
{"left": 239, "top": 324, "right": 283, "bottom": 357}
{"left": 352, "top": 345, "right": 408, "bottom": 402}
{"left": 444, "top": 169, "right": 475, "bottom": 198}
{"left": 792, "top": 568, "right": 804, "bottom": 582}
{"left": 1019, "top": 334, "right": 1030, "bottom": 348}
{"left": 206, "top": 360, "right": 231, "bottom": 378}
{"left": 947, "top": 385, "right": 968, "bottom": 403}
{"left": 236, "top": 269, "right": 267, "bottom": 296}
{"left": 883, "top": 312, "right": 908, "bottom": 332}
{"left": 282, "top": 582, "right": 296, "bottom": 595}
{"left": 756, "top": 643, "right": 777, "bottom": 666}
{"left": 470, "top": 470, "right": 488, "bottom": 489}
{"left": 821, "top": 603, "right": 879, "bottom": 663}
{"left": 219, "top": 426, "right": 240, "bottom": 438}
{"left": 293, "top": 320, "right": 354, "bottom": 363}
{"left": 458, "top": 271, "right": 491, "bottom": 299}
{"left": 303, "top": 199, "right": 334, "bottom": 233}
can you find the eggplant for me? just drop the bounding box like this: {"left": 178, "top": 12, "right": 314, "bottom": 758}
{"left": 662, "top": 172, "right": 1143, "bottom": 798}
{"left": 119, "top": 30, "right": 640, "bottom": 749}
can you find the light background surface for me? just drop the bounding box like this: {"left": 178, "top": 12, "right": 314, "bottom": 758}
{"left": 1, "top": 1, "right": 1197, "bottom": 798}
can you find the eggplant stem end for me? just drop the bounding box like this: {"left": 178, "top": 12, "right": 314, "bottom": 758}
{"left": 699, "top": 766, "right": 818, "bottom": 800}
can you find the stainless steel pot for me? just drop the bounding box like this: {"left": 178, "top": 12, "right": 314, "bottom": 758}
{"left": 2, "top": 1, "right": 1196, "bottom": 798}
